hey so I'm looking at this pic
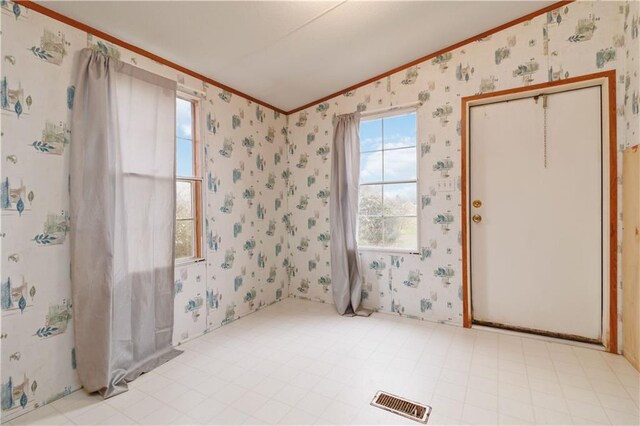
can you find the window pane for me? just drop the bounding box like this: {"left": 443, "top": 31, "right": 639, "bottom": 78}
{"left": 383, "top": 112, "right": 416, "bottom": 149}
{"left": 360, "top": 151, "right": 383, "bottom": 183}
{"left": 176, "top": 98, "right": 192, "bottom": 139}
{"left": 176, "top": 219, "right": 194, "bottom": 258}
{"left": 176, "top": 181, "right": 193, "bottom": 219}
{"left": 358, "top": 216, "right": 383, "bottom": 247}
{"left": 360, "top": 119, "right": 382, "bottom": 152}
{"left": 383, "top": 147, "right": 416, "bottom": 181}
{"left": 384, "top": 216, "right": 417, "bottom": 250}
{"left": 359, "top": 185, "right": 382, "bottom": 215}
{"left": 177, "top": 138, "right": 194, "bottom": 177}
{"left": 384, "top": 183, "right": 417, "bottom": 216}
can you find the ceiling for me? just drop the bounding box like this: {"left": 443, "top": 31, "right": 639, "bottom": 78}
{"left": 39, "top": 1, "right": 556, "bottom": 112}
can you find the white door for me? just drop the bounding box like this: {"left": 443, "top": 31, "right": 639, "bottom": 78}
{"left": 470, "top": 86, "right": 602, "bottom": 341}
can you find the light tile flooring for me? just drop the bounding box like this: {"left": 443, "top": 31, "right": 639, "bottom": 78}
{"left": 7, "top": 298, "right": 640, "bottom": 425}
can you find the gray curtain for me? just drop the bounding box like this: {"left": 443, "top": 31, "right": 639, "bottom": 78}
{"left": 70, "top": 48, "right": 181, "bottom": 398}
{"left": 330, "top": 112, "right": 363, "bottom": 315}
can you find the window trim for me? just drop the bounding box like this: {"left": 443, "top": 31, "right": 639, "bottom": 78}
{"left": 175, "top": 92, "right": 204, "bottom": 263}
{"left": 357, "top": 108, "right": 420, "bottom": 254}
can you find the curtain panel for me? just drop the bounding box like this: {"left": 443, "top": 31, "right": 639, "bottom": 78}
{"left": 330, "top": 112, "right": 363, "bottom": 315}
{"left": 70, "top": 48, "right": 181, "bottom": 397}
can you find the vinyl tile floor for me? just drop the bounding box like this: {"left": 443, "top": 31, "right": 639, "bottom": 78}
{"left": 6, "top": 298, "right": 640, "bottom": 425}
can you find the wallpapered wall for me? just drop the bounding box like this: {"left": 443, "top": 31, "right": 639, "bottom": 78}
{"left": 624, "top": 0, "right": 639, "bottom": 149}
{"left": 0, "top": 2, "right": 288, "bottom": 421}
{"left": 286, "top": 0, "right": 639, "bottom": 329}
{"left": 1, "top": 0, "right": 638, "bottom": 423}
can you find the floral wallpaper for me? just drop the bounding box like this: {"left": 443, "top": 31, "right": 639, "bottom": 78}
{"left": 286, "top": 0, "right": 638, "bottom": 336}
{"left": 1, "top": 2, "right": 288, "bottom": 422}
{"left": 173, "top": 262, "right": 207, "bottom": 344}
{"left": 623, "top": 0, "right": 639, "bottom": 149}
{"left": 199, "top": 71, "right": 290, "bottom": 332}
{"left": 1, "top": 0, "right": 638, "bottom": 423}
{"left": 2, "top": 4, "right": 84, "bottom": 421}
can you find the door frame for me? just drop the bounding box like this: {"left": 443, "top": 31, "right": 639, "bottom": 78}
{"left": 461, "top": 70, "right": 618, "bottom": 353}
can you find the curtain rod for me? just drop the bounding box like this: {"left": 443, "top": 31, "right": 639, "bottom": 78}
{"left": 360, "top": 101, "right": 420, "bottom": 117}
{"left": 178, "top": 83, "right": 206, "bottom": 98}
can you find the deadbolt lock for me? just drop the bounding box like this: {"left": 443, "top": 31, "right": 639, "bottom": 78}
{"left": 472, "top": 200, "right": 482, "bottom": 208}
{"left": 472, "top": 214, "right": 482, "bottom": 223}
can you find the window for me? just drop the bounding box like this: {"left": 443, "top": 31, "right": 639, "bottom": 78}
{"left": 358, "top": 111, "right": 418, "bottom": 251}
{"left": 175, "top": 95, "right": 202, "bottom": 260}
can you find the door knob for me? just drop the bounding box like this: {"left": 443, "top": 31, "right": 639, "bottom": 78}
{"left": 472, "top": 214, "right": 482, "bottom": 223}
{"left": 472, "top": 200, "right": 482, "bottom": 208}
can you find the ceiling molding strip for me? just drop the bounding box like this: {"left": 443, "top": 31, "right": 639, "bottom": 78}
{"left": 17, "top": 0, "right": 287, "bottom": 114}
{"left": 18, "top": 0, "right": 573, "bottom": 116}
{"left": 285, "top": 0, "right": 574, "bottom": 115}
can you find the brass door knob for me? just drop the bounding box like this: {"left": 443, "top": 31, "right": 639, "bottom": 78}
{"left": 472, "top": 200, "right": 482, "bottom": 208}
{"left": 472, "top": 214, "right": 482, "bottom": 223}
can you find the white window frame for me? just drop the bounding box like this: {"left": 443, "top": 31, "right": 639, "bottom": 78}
{"left": 357, "top": 107, "right": 420, "bottom": 254}
{"left": 175, "top": 91, "right": 205, "bottom": 264}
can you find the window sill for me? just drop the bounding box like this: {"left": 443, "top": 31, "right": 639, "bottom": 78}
{"left": 175, "top": 257, "right": 206, "bottom": 267}
{"left": 358, "top": 247, "right": 419, "bottom": 255}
